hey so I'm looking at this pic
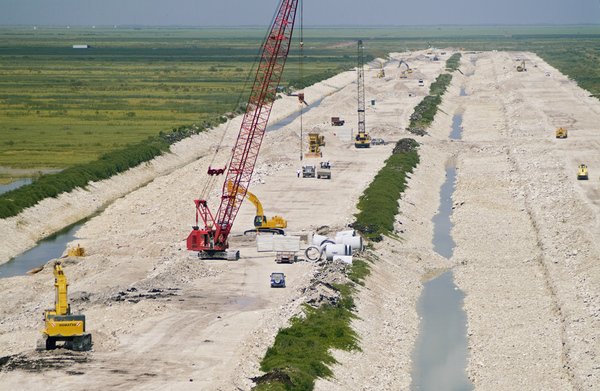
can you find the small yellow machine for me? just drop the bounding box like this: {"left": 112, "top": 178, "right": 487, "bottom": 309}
{"left": 67, "top": 244, "right": 86, "bottom": 257}
{"left": 377, "top": 61, "right": 385, "bottom": 78}
{"left": 227, "top": 182, "right": 287, "bottom": 234}
{"left": 354, "top": 131, "right": 371, "bottom": 148}
{"left": 577, "top": 164, "right": 589, "bottom": 180}
{"left": 305, "top": 132, "right": 325, "bottom": 158}
{"left": 555, "top": 127, "right": 568, "bottom": 139}
{"left": 38, "top": 261, "right": 92, "bottom": 351}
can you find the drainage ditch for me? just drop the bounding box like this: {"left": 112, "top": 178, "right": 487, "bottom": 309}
{"left": 411, "top": 160, "right": 473, "bottom": 391}
{"left": 0, "top": 219, "right": 88, "bottom": 278}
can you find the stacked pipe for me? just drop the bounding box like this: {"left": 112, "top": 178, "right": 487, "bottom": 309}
{"left": 305, "top": 230, "right": 363, "bottom": 263}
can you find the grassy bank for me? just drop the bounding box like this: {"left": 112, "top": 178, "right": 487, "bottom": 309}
{"left": 0, "top": 124, "right": 211, "bottom": 219}
{"left": 408, "top": 73, "right": 453, "bottom": 136}
{"left": 252, "top": 259, "right": 370, "bottom": 391}
{"left": 253, "top": 138, "right": 420, "bottom": 390}
{"left": 353, "top": 139, "right": 420, "bottom": 242}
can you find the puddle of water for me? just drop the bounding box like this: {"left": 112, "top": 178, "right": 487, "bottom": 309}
{"left": 459, "top": 87, "right": 467, "bottom": 97}
{"left": 450, "top": 114, "right": 463, "bottom": 141}
{"left": 266, "top": 96, "right": 326, "bottom": 132}
{"left": 0, "top": 219, "right": 86, "bottom": 278}
{"left": 411, "top": 163, "right": 473, "bottom": 391}
{"left": 432, "top": 166, "right": 457, "bottom": 257}
{"left": 0, "top": 178, "right": 33, "bottom": 195}
{"left": 412, "top": 270, "right": 472, "bottom": 391}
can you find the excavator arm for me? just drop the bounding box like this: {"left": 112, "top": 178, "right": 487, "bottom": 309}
{"left": 53, "top": 262, "right": 69, "bottom": 316}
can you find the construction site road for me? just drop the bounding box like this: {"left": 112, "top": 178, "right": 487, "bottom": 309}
{"left": 2, "top": 50, "right": 600, "bottom": 390}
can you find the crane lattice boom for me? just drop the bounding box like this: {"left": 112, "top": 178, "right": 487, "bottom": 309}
{"left": 187, "top": 0, "right": 299, "bottom": 257}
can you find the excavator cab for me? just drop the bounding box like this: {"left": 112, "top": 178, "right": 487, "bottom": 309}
{"left": 254, "top": 215, "right": 266, "bottom": 227}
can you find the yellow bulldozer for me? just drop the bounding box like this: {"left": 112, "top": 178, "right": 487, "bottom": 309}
{"left": 37, "top": 261, "right": 92, "bottom": 351}
{"left": 577, "top": 164, "right": 589, "bottom": 180}
{"left": 555, "top": 127, "right": 568, "bottom": 139}
{"left": 227, "top": 181, "right": 287, "bottom": 234}
{"left": 305, "top": 132, "right": 325, "bottom": 158}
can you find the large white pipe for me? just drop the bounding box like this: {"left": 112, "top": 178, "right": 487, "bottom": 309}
{"left": 340, "top": 235, "right": 363, "bottom": 251}
{"left": 312, "top": 233, "right": 331, "bottom": 247}
{"left": 324, "top": 244, "right": 352, "bottom": 261}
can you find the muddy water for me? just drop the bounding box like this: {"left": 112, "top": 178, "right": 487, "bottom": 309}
{"left": 0, "top": 220, "right": 86, "bottom": 278}
{"left": 460, "top": 87, "right": 467, "bottom": 97}
{"left": 0, "top": 178, "right": 32, "bottom": 195}
{"left": 411, "top": 163, "right": 473, "bottom": 391}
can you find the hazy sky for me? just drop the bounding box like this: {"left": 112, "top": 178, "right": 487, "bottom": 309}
{"left": 1, "top": 0, "right": 599, "bottom": 26}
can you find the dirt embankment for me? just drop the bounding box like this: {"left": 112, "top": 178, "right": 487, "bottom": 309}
{"left": 4, "top": 49, "right": 597, "bottom": 391}
{"left": 0, "top": 72, "right": 352, "bottom": 266}
{"left": 0, "top": 51, "right": 448, "bottom": 390}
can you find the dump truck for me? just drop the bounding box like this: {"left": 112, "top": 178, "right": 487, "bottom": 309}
{"left": 331, "top": 117, "right": 345, "bottom": 126}
{"left": 317, "top": 161, "right": 331, "bottom": 179}
{"left": 555, "top": 127, "right": 568, "bottom": 139}
{"left": 37, "top": 261, "right": 92, "bottom": 351}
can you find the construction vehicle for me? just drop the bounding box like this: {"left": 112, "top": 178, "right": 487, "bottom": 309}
{"left": 305, "top": 132, "right": 324, "bottom": 158}
{"left": 517, "top": 60, "right": 527, "bottom": 72}
{"left": 577, "top": 164, "right": 589, "bottom": 180}
{"left": 331, "top": 117, "right": 345, "bottom": 126}
{"left": 355, "top": 40, "right": 370, "bottom": 149}
{"left": 187, "top": 0, "right": 300, "bottom": 260}
{"left": 227, "top": 182, "right": 286, "bottom": 235}
{"left": 275, "top": 251, "right": 297, "bottom": 263}
{"left": 377, "top": 61, "right": 385, "bottom": 78}
{"left": 38, "top": 261, "right": 92, "bottom": 351}
{"left": 67, "top": 244, "right": 85, "bottom": 257}
{"left": 317, "top": 161, "right": 332, "bottom": 179}
{"left": 302, "top": 165, "right": 316, "bottom": 178}
{"left": 555, "top": 127, "right": 568, "bottom": 139}
{"left": 270, "top": 272, "right": 286, "bottom": 288}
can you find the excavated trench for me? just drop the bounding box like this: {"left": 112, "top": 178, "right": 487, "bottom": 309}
{"left": 0, "top": 219, "right": 87, "bottom": 278}
{"left": 411, "top": 109, "right": 472, "bottom": 390}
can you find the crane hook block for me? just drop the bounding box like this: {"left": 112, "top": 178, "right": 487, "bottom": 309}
{"left": 208, "top": 166, "right": 226, "bottom": 176}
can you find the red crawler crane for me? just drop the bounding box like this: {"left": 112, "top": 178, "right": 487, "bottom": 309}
{"left": 187, "top": 0, "right": 299, "bottom": 259}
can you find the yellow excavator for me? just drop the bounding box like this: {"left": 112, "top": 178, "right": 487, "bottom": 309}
{"left": 517, "top": 59, "right": 527, "bottom": 72}
{"left": 227, "top": 181, "right": 287, "bottom": 234}
{"left": 37, "top": 261, "right": 92, "bottom": 351}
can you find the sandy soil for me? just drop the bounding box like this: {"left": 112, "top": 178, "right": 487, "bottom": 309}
{"left": 0, "top": 51, "right": 447, "bottom": 390}
{"left": 2, "top": 49, "right": 599, "bottom": 391}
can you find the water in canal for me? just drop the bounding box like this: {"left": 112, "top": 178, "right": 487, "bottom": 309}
{"left": 0, "top": 178, "right": 33, "bottom": 195}
{"left": 0, "top": 219, "right": 87, "bottom": 278}
{"left": 411, "top": 162, "right": 473, "bottom": 391}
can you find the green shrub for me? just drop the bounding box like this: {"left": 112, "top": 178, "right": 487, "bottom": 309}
{"left": 353, "top": 139, "right": 420, "bottom": 241}
{"left": 445, "top": 53, "right": 462, "bottom": 72}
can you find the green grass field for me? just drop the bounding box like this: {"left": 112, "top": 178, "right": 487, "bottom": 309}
{"left": 1, "top": 25, "right": 600, "bottom": 173}
{"left": 0, "top": 27, "right": 357, "bottom": 171}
